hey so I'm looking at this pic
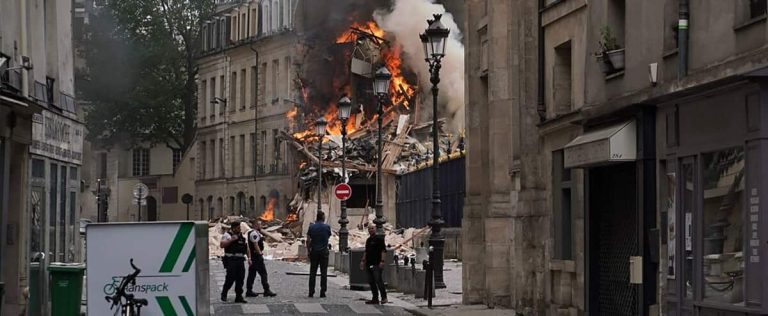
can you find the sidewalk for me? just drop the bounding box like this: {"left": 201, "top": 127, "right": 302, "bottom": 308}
{"left": 408, "top": 305, "right": 518, "bottom": 316}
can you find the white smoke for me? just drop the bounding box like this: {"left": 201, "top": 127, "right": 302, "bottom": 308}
{"left": 374, "top": 0, "right": 465, "bottom": 133}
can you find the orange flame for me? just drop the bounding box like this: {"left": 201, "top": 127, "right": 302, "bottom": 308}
{"left": 336, "top": 21, "right": 385, "bottom": 43}
{"left": 285, "top": 211, "right": 298, "bottom": 222}
{"left": 259, "top": 198, "right": 277, "bottom": 222}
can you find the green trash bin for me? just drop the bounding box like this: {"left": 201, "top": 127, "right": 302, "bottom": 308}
{"left": 48, "top": 263, "right": 85, "bottom": 316}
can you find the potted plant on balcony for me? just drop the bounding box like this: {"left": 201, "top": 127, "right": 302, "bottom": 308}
{"left": 595, "top": 26, "right": 625, "bottom": 74}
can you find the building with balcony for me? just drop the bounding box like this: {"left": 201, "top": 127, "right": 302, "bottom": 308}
{"left": 195, "top": 0, "right": 299, "bottom": 220}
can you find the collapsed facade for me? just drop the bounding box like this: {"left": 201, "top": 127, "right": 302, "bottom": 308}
{"left": 465, "top": 0, "right": 768, "bottom": 315}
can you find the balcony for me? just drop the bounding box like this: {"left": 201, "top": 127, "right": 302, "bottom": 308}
{"left": 0, "top": 68, "right": 23, "bottom": 96}
{"left": 255, "top": 163, "right": 288, "bottom": 177}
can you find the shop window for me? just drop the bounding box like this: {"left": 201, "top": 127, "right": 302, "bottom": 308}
{"left": 32, "top": 159, "right": 46, "bottom": 179}
{"left": 59, "top": 166, "right": 67, "bottom": 262}
{"left": 49, "top": 163, "right": 58, "bottom": 258}
{"left": 68, "top": 190, "right": 76, "bottom": 262}
{"left": 552, "top": 150, "right": 573, "bottom": 259}
{"left": 701, "top": 147, "right": 745, "bottom": 304}
{"left": 661, "top": 160, "right": 677, "bottom": 294}
{"left": 132, "top": 148, "right": 150, "bottom": 176}
{"left": 69, "top": 167, "right": 78, "bottom": 181}
{"left": 681, "top": 159, "right": 695, "bottom": 299}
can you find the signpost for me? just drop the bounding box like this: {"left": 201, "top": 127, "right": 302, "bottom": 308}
{"left": 334, "top": 183, "right": 352, "bottom": 201}
{"left": 86, "top": 222, "right": 210, "bottom": 315}
{"left": 133, "top": 183, "right": 149, "bottom": 221}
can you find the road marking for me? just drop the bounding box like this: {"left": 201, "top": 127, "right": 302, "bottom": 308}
{"left": 294, "top": 303, "right": 327, "bottom": 313}
{"left": 348, "top": 303, "right": 383, "bottom": 314}
{"left": 241, "top": 304, "right": 271, "bottom": 313}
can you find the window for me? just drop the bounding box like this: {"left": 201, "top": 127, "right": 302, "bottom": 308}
{"left": 260, "top": 130, "right": 267, "bottom": 170}
{"left": 219, "top": 138, "right": 224, "bottom": 177}
{"left": 132, "top": 148, "right": 150, "bottom": 176}
{"left": 68, "top": 190, "right": 76, "bottom": 262}
{"left": 607, "top": 0, "right": 626, "bottom": 48}
{"left": 69, "top": 166, "right": 78, "bottom": 181}
{"left": 219, "top": 75, "right": 225, "bottom": 114}
{"left": 259, "top": 63, "right": 267, "bottom": 107}
{"left": 663, "top": 0, "right": 680, "bottom": 52}
{"left": 46, "top": 76, "right": 56, "bottom": 107}
{"left": 279, "top": 0, "right": 285, "bottom": 27}
{"left": 200, "top": 80, "right": 207, "bottom": 120}
{"left": 173, "top": 149, "right": 182, "bottom": 170}
{"left": 230, "top": 136, "right": 236, "bottom": 177}
{"left": 681, "top": 159, "right": 695, "bottom": 299}
{"left": 251, "top": 133, "right": 256, "bottom": 175}
{"left": 701, "top": 148, "right": 744, "bottom": 303}
{"left": 210, "top": 139, "right": 216, "bottom": 178}
{"left": 59, "top": 166, "right": 67, "bottom": 262}
{"left": 272, "top": 129, "right": 279, "bottom": 171}
{"left": 200, "top": 142, "right": 207, "bottom": 179}
{"left": 251, "top": 8, "right": 258, "bottom": 35}
{"left": 552, "top": 150, "right": 573, "bottom": 259}
{"left": 231, "top": 71, "right": 237, "bottom": 112}
{"left": 240, "top": 135, "right": 246, "bottom": 176}
{"left": 251, "top": 66, "right": 258, "bottom": 108}
{"left": 210, "top": 77, "right": 216, "bottom": 118}
{"left": 284, "top": 57, "right": 291, "bottom": 99}
{"left": 750, "top": 0, "right": 767, "bottom": 19}
{"left": 240, "top": 69, "right": 246, "bottom": 110}
{"left": 553, "top": 41, "right": 573, "bottom": 115}
{"left": 479, "top": 28, "right": 489, "bottom": 74}
{"left": 49, "top": 163, "right": 57, "bottom": 259}
{"left": 32, "top": 159, "right": 46, "bottom": 179}
{"left": 272, "top": 59, "right": 279, "bottom": 104}
{"left": 285, "top": 0, "right": 292, "bottom": 27}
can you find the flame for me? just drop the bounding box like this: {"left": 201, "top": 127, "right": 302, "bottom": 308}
{"left": 259, "top": 198, "right": 277, "bottom": 222}
{"left": 291, "top": 20, "right": 416, "bottom": 144}
{"left": 285, "top": 211, "right": 299, "bottom": 222}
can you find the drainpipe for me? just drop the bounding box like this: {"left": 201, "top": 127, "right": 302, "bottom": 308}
{"left": 677, "top": 0, "right": 689, "bottom": 79}
{"left": 537, "top": 0, "right": 546, "bottom": 121}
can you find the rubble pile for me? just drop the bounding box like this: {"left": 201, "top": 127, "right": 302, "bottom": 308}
{"left": 283, "top": 114, "right": 464, "bottom": 188}
{"left": 206, "top": 212, "right": 425, "bottom": 260}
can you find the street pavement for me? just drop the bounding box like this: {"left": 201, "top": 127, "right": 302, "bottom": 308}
{"left": 209, "top": 258, "right": 416, "bottom": 315}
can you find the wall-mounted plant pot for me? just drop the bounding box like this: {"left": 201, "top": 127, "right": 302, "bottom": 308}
{"left": 596, "top": 54, "right": 613, "bottom": 74}
{"left": 606, "top": 48, "right": 625, "bottom": 70}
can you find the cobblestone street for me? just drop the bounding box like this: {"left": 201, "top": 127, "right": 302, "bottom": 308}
{"left": 209, "top": 258, "right": 418, "bottom": 315}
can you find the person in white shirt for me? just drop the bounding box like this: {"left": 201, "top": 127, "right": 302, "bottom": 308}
{"left": 246, "top": 219, "right": 276, "bottom": 297}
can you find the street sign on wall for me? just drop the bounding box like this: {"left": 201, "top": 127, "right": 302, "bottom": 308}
{"left": 86, "top": 222, "right": 209, "bottom": 315}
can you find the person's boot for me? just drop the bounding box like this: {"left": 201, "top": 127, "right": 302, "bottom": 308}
{"left": 319, "top": 291, "right": 326, "bottom": 298}
{"left": 245, "top": 290, "right": 259, "bottom": 297}
{"left": 263, "top": 290, "right": 277, "bottom": 297}
{"left": 220, "top": 293, "right": 227, "bottom": 302}
{"left": 234, "top": 296, "right": 247, "bottom": 303}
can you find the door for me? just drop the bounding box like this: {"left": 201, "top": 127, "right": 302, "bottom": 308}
{"left": 146, "top": 197, "right": 157, "bottom": 221}
{"left": 588, "top": 163, "right": 639, "bottom": 315}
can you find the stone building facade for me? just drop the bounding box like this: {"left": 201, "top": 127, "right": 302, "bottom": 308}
{"left": 196, "top": 0, "right": 299, "bottom": 220}
{"left": 1, "top": 0, "right": 83, "bottom": 314}
{"left": 465, "top": 0, "right": 768, "bottom": 315}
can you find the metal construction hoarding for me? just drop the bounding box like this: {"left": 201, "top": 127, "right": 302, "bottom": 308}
{"left": 86, "top": 222, "right": 210, "bottom": 315}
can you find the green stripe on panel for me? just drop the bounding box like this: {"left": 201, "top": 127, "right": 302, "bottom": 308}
{"left": 160, "top": 223, "right": 194, "bottom": 273}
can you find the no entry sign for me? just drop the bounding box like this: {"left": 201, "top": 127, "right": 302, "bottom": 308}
{"left": 334, "top": 183, "right": 352, "bottom": 201}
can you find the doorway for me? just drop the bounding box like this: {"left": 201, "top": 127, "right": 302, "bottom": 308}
{"left": 146, "top": 197, "right": 157, "bottom": 221}
{"left": 588, "top": 163, "right": 639, "bottom": 315}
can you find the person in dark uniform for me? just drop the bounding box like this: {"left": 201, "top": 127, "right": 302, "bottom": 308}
{"left": 246, "top": 219, "right": 277, "bottom": 297}
{"left": 220, "top": 221, "right": 248, "bottom": 303}
{"left": 305, "top": 211, "right": 331, "bottom": 297}
{"left": 360, "top": 223, "right": 387, "bottom": 304}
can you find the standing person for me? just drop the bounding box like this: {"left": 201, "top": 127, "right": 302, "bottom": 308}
{"left": 360, "top": 223, "right": 387, "bottom": 304}
{"left": 220, "top": 221, "right": 248, "bottom": 303}
{"left": 246, "top": 219, "right": 277, "bottom": 297}
{"left": 306, "top": 211, "right": 331, "bottom": 297}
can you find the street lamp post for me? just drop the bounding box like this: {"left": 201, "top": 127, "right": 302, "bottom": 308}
{"left": 420, "top": 13, "right": 450, "bottom": 289}
{"left": 315, "top": 118, "right": 327, "bottom": 219}
{"left": 337, "top": 96, "right": 353, "bottom": 252}
{"left": 373, "top": 66, "right": 391, "bottom": 236}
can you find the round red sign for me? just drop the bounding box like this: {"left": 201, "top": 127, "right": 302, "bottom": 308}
{"left": 334, "top": 183, "right": 352, "bottom": 201}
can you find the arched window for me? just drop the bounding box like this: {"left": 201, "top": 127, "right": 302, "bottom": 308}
{"left": 249, "top": 196, "right": 255, "bottom": 215}
{"left": 260, "top": 196, "right": 267, "bottom": 211}
{"left": 229, "top": 196, "right": 235, "bottom": 215}
{"left": 217, "top": 197, "right": 224, "bottom": 218}
{"left": 207, "top": 196, "right": 214, "bottom": 218}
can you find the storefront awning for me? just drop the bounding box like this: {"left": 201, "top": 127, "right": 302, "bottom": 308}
{"left": 564, "top": 120, "right": 636, "bottom": 168}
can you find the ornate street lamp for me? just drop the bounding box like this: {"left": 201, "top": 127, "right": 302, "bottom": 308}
{"left": 420, "top": 13, "right": 449, "bottom": 289}
{"left": 315, "top": 118, "right": 327, "bottom": 217}
{"left": 373, "top": 66, "right": 391, "bottom": 236}
{"left": 337, "top": 96, "right": 352, "bottom": 252}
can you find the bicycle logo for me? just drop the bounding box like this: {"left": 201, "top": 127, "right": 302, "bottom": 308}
{"left": 103, "top": 277, "right": 122, "bottom": 296}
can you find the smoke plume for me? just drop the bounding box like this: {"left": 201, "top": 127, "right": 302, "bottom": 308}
{"left": 374, "top": 0, "right": 465, "bottom": 132}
